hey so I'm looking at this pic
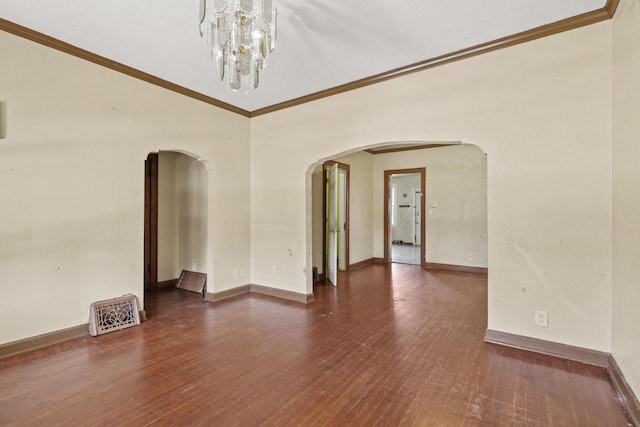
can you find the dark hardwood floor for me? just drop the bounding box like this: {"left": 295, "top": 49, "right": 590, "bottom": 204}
{"left": 0, "top": 264, "right": 631, "bottom": 426}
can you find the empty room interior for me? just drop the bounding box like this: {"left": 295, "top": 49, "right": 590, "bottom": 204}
{"left": 1, "top": 0, "right": 640, "bottom": 425}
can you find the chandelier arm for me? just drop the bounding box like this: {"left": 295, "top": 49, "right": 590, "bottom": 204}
{"left": 198, "top": 0, "right": 207, "bottom": 36}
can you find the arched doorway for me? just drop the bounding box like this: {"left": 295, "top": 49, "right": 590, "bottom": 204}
{"left": 308, "top": 142, "right": 487, "bottom": 294}
{"left": 144, "top": 151, "right": 209, "bottom": 293}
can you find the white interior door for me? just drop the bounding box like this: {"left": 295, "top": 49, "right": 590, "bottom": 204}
{"left": 327, "top": 163, "right": 338, "bottom": 286}
{"left": 338, "top": 169, "right": 347, "bottom": 271}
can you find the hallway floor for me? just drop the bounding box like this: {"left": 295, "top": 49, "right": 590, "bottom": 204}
{"left": 391, "top": 243, "right": 421, "bottom": 265}
{"left": 0, "top": 264, "right": 630, "bottom": 425}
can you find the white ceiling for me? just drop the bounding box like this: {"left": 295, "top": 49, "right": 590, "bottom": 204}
{"left": 0, "top": 0, "right": 606, "bottom": 112}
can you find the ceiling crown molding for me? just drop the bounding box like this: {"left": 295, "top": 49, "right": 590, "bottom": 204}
{"left": 0, "top": 0, "right": 620, "bottom": 118}
{"left": 0, "top": 17, "right": 251, "bottom": 118}
{"left": 251, "top": 0, "right": 620, "bottom": 117}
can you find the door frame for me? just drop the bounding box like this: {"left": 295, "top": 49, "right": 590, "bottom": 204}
{"left": 384, "top": 168, "right": 426, "bottom": 268}
{"left": 412, "top": 187, "right": 422, "bottom": 245}
{"left": 144, "top": 152, "right": 159, "bottom": 289}
{"left": 322, "top": 160, "right": 350, "bottom": 278}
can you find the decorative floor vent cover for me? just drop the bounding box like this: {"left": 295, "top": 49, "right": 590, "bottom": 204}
{"left": 176, "top": 270, "right": 207, "bottom": 295}
{"left": 89, "top": 294, "right": 140, "bottom": 336}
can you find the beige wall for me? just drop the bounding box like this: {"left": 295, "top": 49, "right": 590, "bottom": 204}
{"left": 0, "top": 31, "right": 251, "bottom": 345}
{"left": 612, "top": 0, "right": 640, "bottom": 399}
{"left": 158, "top": 152, "right": 179, "bottom": 281}
{"left": 252, "top": 21, "right": 613, "bottom": 351}
{"left": 175, "top": 153, "right": 208, "bottom": 275}
{"left": 158, "top": 151, "right": 209, "bottom": 281}
{"left": 373, "top": 145, "right": 488, "bottom": 268}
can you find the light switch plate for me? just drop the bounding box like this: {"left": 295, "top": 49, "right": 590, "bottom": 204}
{"left": 534, "top": 310, "right": 548, "bottom": 328}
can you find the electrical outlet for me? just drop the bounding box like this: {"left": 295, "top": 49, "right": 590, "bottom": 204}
{"left": 467, "top": 255, "right": 473, "bottom": 261}
{"left": 272, "top": 265, "right": 277, "bottom": 273}
{"left": 233, "top": 268, "right": 239, "bottom": 278}
{"left": 191, "top": 262, "right": 197, "bottom": 271}
{"left": 534, "top": 310, "right": 548, "bottom": 328}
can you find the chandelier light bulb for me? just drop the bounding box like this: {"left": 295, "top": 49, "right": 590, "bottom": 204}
{"left": 199, "top": 0, "right": 277, "bottom": 92}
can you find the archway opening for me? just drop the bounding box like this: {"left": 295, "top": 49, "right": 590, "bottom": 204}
{"left": 308, "top": 142, "right": 487, "bottom": 294}
{"left": 144, "top": 150, "right": 209, "bottom": 313}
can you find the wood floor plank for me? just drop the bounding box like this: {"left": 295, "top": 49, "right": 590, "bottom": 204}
{"left": 0, "top": 264, "right": 631, "bottom": 426}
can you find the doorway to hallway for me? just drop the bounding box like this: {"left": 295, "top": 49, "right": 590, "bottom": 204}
{"left": 384, "top": 168, "right": 425, "bottom": 266}
{"left": 143, "top": 151, "right": 209, "bottom": 299}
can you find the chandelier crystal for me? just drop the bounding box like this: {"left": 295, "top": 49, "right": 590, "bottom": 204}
{"left": 199, "top": 0, "right": 277, "bottom": 92}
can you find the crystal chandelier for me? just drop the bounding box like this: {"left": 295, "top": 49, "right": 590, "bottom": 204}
{"left": 199, "top": 0, "right": 277, "bottom": 91}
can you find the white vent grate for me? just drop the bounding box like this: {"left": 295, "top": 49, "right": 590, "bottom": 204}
{"left": 89, "top": 294, "right": 140, "bottom": 336}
